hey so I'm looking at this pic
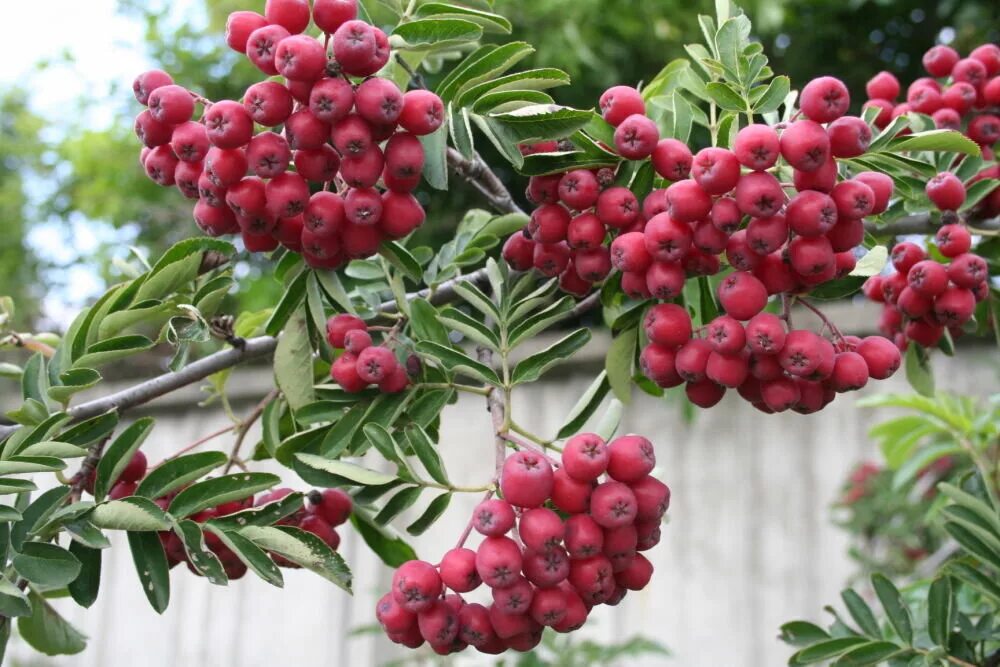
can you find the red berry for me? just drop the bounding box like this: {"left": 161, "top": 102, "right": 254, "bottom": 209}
{"left": 440, "top": 548, "right": 482, "bottom": 593}
{"left": 313, "top": 0, "right": 358, "bottom": 33}
{"left": 473, "top": 499, "right": 516, "bottom": 537}
{"left": 599, "top": 86, "right": 645, "bottom": 126}
{"left": 558, "top": 170, "right": 600, "bottom": 210}
{"left": 952, "top": 58, "right": 988, "bottom": 88}
{"left": 589, "top": 481, "right": 638, "bottom": 528}
{"left": 606, "top": 435, "right": 655, "bottom": 483}
{"left": 735, "top": 171, "right": 786, "bottom": 218}
{"left": 332, "top": 20, "right": 376, "bottom": 75}
{"left": 789, "top": 235, "right": 835, "bottom": 277}
{"left": 645, "top": 261, "right": 685, "bottom": 301}
{"left": 934, "top": 285, "right": 976, "bottom": 326}
{"left": 800, "top": 76, "right": 850, "bottom": 123}
{"left": 827, "top": 116, "right": 871, "bottom": 158}
{"left": 786, "top": 190, "right": 837, "bottom": 237}
{"left": 778, "top": 330, "right": 825, "bottom": 377}
{"left": 566, "top": 212, "right": 605, "bottom": 249}
{"left": 746, "top": 214, "right": 788, "bottom": 256}
{"left": 707, "top": 315, "right": 747, "bottom": 355}
{"left": 398, "top": 90, "right": 445, "bottom": 135}
{"left": 595, "top": 186, "right": 640, "bottom": 228}
{"left": 665, "top": 179, "right": 713, "bottom": 222}
{"left": 866, "top": 71, "right": 900, "bottom": 101}
{"left": 651, "top": 138, "right": 693, "bottom": 181}
{"left": 855, "top": 336, "right": 900, "bottom": 379}
{"left": 561, "top": 433, "right": 608, "bottom": 482}
{"left": 519, "top": 508, "right": 565, "bottom": 553}
{"left": 907, "top": 260, "right": 949, "bottom": 297}
{"left": 643, "top": 213, "right": 692, "bottom": 263}
{"left": 614, "top": 114, "right": 659, "bottom": 160}
{"left": 685, "top": 379, "right": 726, "bottom": 408}
{"left": 475, "top": 536, "right": 523, "bottom": 588}
{"left": 780, "top": 120, "right": 830, "bottom": 172}
{"left": 246, "top": 24, "right": 291, "bottom": 75}
{"left": 355, "top": 78, "right": 403, "bottom": 126}
{"left": 550, "top": 468, "right": 592, "bottom": 514}
{"left": 718, "top": 271, "right": 768, "bottom": 320}
{"left": 733, "top": 124, "right": 780, "bottom": 170}
{"left": 610, "top": 231, "right": 652, "bottom": 273}
{"left": 854, "top": 171, "right": 893, "bottom": 215}
{"left": 340, "top": 146, "right": 385, "bottom": 189}
{"left": 675, "top": 338, "right": 713, "bottom": 382}
{"left": 457, "top": 603, "right": 495, "bottom": 648}
{"left": 143, "top": 145, "right": 179, "bottom": 186}
{"left": 532, "top": 242, "right": 571, "bottom": 277}
{"left": 294, "top": 145, "right": 340, "bottom": 182}
{"left": 948, "top": 253, "right": 987, "bottom": 289}
{"left": 935, "top": 224, "right": 972, "bottom": 258}
{"left": 891, "top": 242, "right": 927, "bottom": 274}
{"left": 502, "top": 232, "right": 535, "bottom": 271}
{"left": 528, "top": 204, "right": 571, "bottom": 244}
{"left": 644, "top": 303, "right": 692, "bottom": 348}
{"left": 830, "top": 351, "right": 869, "bottom": 392}
{"left": 925, "top": 172, "right": 966, "bottom": 211}
{"left": 417, "top": 599, "right": 459, "bottom": 645}
{"left": 276, "top": 35, "right": 326, "bottom": 81}
{"left": 500, "top": 452, "right": 553, "bottom": 508}
{"left": 692, "top": 147, "right": 740, "bottom": 195}
{"left": 968, "top": 115, "right": 1000, "bottom": 146}
{"left": 148, "top": 84, "right": 194, "bottom": 126}
{"left": 393, "top": 560, "right": 442, "bottom": 612}
{"left": 133, "top": 70, "right": 173, "bottom": 106}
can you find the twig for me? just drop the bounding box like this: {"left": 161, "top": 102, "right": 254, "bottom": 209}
{"left": 454, "top": 488, "right": 495, "bottom": 550}
{"left": 500, "top": 432, "right": 559, "bottom": 466}
{"left": 446, "top": 148, "right": 524, "bottom": 216}
{"left": 223, "top": 389, "right": 279, "bottom": 474}
{"left": 796, "top": 298, "right": 846, "bottom": 342}
{"left": 68, "top": 437, "right": 109, "bottom": 503}
{"left": 150, "top": 423, "right": 237, "bottom": 471}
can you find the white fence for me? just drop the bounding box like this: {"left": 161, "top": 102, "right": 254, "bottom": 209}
{"left": 6, "top": 331, "right": 999, "bottom": 667}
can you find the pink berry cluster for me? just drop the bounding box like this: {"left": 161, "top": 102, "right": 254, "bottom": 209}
{"left": 504, "top": 80, "right": 895, "bottom": 304}
{"left": 862, "top": 225, "right": 988, "bottom": 350}
{"left": 862, "top": 43, "right": 1000, "bottom": 216}
{"left": 864, "top": 43, "right": 1000, "bottom": 148}
{"left": 91, "top": 452, "right": 351, "bottom": 579}
{"left": 639, "top": 300, "right": 901, "bottom": 413}
{"left": 326, "top": 313, "right": 410, "bottom": 393}
{"left": 375, "top": 434, "right": 669, "bottom": 655}
{"left": 132, "top": 0, "right": 445, "bottom": 269}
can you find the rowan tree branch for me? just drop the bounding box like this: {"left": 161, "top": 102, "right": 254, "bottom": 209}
{"left": 865, "top": 213, "right": 999, "bottom": 236}
{"left": 446, "top": 147, "right": 525, "bottom": 216}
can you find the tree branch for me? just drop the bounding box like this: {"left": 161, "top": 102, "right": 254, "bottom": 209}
{"left": 866, "top": 213, "right": 999, "bottom": 236}
{"left": 446, "top": 147, "right": 525, "bottom": 216}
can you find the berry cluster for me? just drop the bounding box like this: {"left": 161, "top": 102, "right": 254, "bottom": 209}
{"left": 326, "top": 313, "right": 409, "bottom": 393}
{"left": 863, "top": 224, "right": 988, "bottom": 350}
{"left": 863, "top": 43, "right": 1000, "bottom": 216}
{"left": 504, "top": 79, "right": 898, "bottom": 303}
{"left": 133, "top": 0, "right": 444, "bottom": 269}
{"left": 639, "top": 301, "right": 900, "bottom": 413}
{"left": 375, "top": 434, "right": 669, "bottom": 655}
{"left": 97, "top": 452, "right": 351, "bottom": 578}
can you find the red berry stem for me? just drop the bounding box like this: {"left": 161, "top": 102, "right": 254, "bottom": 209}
{"left": 796, "top": 297, "right": 846, "bottom": 342}
{"left": 149, "top": 423, "right": 237, "bottom": 471}
{"left": 223, "top": 388, "right": 280, "bottom": 473}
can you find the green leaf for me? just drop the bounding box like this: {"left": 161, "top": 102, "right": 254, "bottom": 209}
{"left": 409, "top": 298, "right": 453, "bottom": 347}
{"left": 89, "top": 497, "right": 172, "bottom": 531}
{"left": 705, "top": 82, "right": 747, "bottom": 112}
{"left": 557, "top": 371, "right": 611, "bottom": 440}
{"left": 169, "top": 473, "right": 279, "bottom": 519}
{"left": 407, "top": 492, "right": 452, "bottom": 535}
{"left": 404, "top": 424, "right": 449, "bottom": 485}
{"left": 239, "top": 526, "right": 352, "bottom": 592}
{"left": 127, "top": 531, "right": 170, "bottom": 613}
{"left": 438, "top": 43, "right": 534, "bottom": 103}
{"left": 63, "top": 519, "right": 110, "bottom": 550}
{"left": 672, "top": 93, "right": 694, "bottom": 143}
{"left": 0, "top": 478, "right": 37, "bottom": 495}
{"left": 459, "top": 68, "right": 571, "bottom": 107}
{"left": 779, "top": 621, "right": 832, "bottom": 647}
{"left": 295, "top": 454, "right": 397, "bottom": 486}
{"left": 94, "top": 417, "right": 155, "bottom": 501}
{"left": 489, "top": 106, "right": 591, "bottom": 143}
{"left": 452, "top": 281, "right": 501, "bottom": 322}
{"left": 789, "top": 637, "right": 870, "bottom": 664}
{"left": 415, "top": 340, "right": 501, "bottom": 385}
{"left": 67, "top": 541, "right": 101, "bottom": 608}
{"left": 0, "top": 576, "right": 30, "bottom": 617}
{"left": 511, "top": 329, "right": 591, "bottom": 384}
{"left": 945, "top": 561, "right": 1000, "bottom": 605}
{"left": 392, "top": 18, "right": 483, "bottom": 49}
{"left": 904, "top": 345, "right": 935, "bottom": 398}
{"left": 0, "top": 506, "right": 22, "bottom": 522}
{"left": 17, "top": 441, "right": 86, "bottom": 459}
{"left": 833, "top": 641, "right": 903, "bottom": 665}
{"left": 449, "top": 104, "right": 475, "bottom": 157}
{"left": 753, "top": 75, "right": 790, "bottom": 113}
{"left": 20, "top": 353, "right": 49, "bottom": 407}
{"left": 350, "top": 510, "right": 418, "bottom": 567}
{"left": 374, "top": 486, "right": 423, "bottom": 524}
{"left": 274, "top": 306, "right": 315, "bottom": 412}
{"left": 472, "top": 89, "right": 553, "bottom": 114}
{"left": 207, "top": 492, "right": 305, "bottom": 530}
{"left": 850, "top": 246, "right": 888, "bottom": 277}
{"left": 74, "top": 335, "right": 154, "bottom": 369}
{"left": 173, "top": 520, "right": 227, "bottom": 585}
{"left": 12, "top": 542, "right": 81, "bottom": 587}
{"left": 17, "top": 591, "right": 87, "bottom": 656}
{"left": 595, "top": 398, "right": 624, "bottom": 441}
{"left": 58, "top": 411, "right": 119, "bottom": 447}
{"left": 871, "top": 574, "right": 913, "bottom": 645}
{"left": 927, "top": 576, "right": 954, "bottom": 648}
{"left": 205, "top": 526, "right": 283, "bottom": 587}
{"left": 413, "top": 3, "right": 512, "bottom": 33}
{"left": 0, "top": 456, "right": 67, "bottom": 475}
{"left": 888, "top": 129, "right": 981, "bottom": 156}
{"left": 135, "top": 451, "right": 228, "bottom": 500}
{"left": 380, "top": 242, "right": 423, "bottom": 282}
{"left": 605, "top": 328, "right": 637, "bottom": 404}
{"left": 944, "top": 521, "right": 1000, "bottom": 571}
{"left": 841, "top": 588, "right": 882, "bottom": 637}
{"left": 938, "top": 483, "right": 1000, "bottom": 534}
{"left": 264, "top": 268, "right": 308, "bottom": 336}
{"left": 507, "top": 296, "right": 575, "bottom": 348}
{"left": 11, "top": 487, "right": 71, "bottom": 551}
{"left": 47, "top": 368, "right": 102, "bottom": 404}
{"left": 438, "top": 306, "right": 500, "bottom": 349}
{"left": 418, "top": 122, "right": 449, "bottom": 190}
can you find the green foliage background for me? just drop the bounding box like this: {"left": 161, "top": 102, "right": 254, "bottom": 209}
{"left": 1, "top": 0, "right": 997, "bottom": 329}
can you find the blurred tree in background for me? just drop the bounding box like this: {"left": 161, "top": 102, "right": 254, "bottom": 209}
{"left": 1, "top": 0, "right": 997, "bottom": 329}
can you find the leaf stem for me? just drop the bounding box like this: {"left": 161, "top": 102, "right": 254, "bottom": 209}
{"left": 415, "top": 382, "right": 491, "bottom": 396}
